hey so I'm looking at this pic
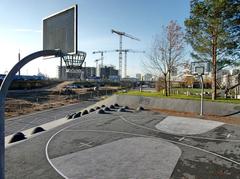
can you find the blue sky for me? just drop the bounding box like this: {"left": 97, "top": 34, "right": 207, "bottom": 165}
{"left": 0, "top": 0, "right": 190, "bottom": 77}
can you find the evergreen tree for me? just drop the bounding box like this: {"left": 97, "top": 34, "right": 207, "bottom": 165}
{"left": 185, "top": 0, "right": 240, "bottom": 100}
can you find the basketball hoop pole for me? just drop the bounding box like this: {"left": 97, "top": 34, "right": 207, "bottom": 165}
{"left": 0, "top": 50, "right": 61, "bottom": 179}
{"left": 0, "top": 96, "right": 4, "bottom": 179}
{"left": 199, "top": 75, "right": 204, "bottom": 116}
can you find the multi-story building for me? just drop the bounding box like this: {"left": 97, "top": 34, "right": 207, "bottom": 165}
{"left": 58, "top": 65, "right": 119, "bottom": 81}
{"left": 143, "top": 73, "right": 153, "bottom": 81}
{"left": 100, "top": 65, "right": 118, "bottom": 80}
{"left": 58, "top": 66, "right": 83, "bottom": 80}
{"left": 136, "top": 73, "right": 142, "bottom": 80}
{"left": 82, "top": 67, "right": 96, "bottom": 78}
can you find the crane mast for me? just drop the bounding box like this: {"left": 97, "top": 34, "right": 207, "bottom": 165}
{"left": 116, "top": 49, "right": 145, "bottom": 78}
{"left": 93, "top": 51, "right": 104, "bottom": 67}
{"left": 111, "top": 29, "right": 140, "bottom": 78}
{"left": 95, "top": 58, "right": 101, "bottom": 77}
{"left": 93, "top": 50, "right": 116, "bottom": 68}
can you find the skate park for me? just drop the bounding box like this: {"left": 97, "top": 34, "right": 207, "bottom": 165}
{"left": 1, "top": 2, "right": 240, "bottom": 179}
{"left": 4, "top": 94, "right": 240, "bottom": 178}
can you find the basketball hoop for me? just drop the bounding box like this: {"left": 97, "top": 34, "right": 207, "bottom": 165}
{"left": 62, "top": 51, "right": 86, "bottom": 70}
{"left": 191, "top": 61, "right": 210, "bottom": 76}
{"left": 190, "top": 61, "right": 211, "bottom": 116}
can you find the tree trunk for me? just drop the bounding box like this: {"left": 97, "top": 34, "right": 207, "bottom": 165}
{"left": 164, "top": 74, "right": 168, "bottom": 96}
{"left": 212, "top": 33, "right": 217, "bottom": 100}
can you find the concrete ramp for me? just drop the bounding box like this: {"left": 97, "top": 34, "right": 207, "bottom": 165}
{"left": 155, "top": 116, "right": 224, "bottom": 135}
{"left": 51, "top": 137, "right": 181, "bottom": 179}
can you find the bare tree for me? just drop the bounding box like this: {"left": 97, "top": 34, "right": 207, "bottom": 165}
{"left": 166, "top": 21, "right": 185, "bottom": 95}
{"left": 145, "top": 21, "right": 185, "bottom": 96}
{"left": 147, "top": 36, "right": 169, "bottom": 96}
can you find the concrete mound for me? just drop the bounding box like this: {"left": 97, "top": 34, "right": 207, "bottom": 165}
{"left": 81, "top": 110, "right": 89, "bottom": 116}
{"left": 31, "top": 127, "right": 45, "bottom": 134}
{"left": 9, "top": 132, "right": 26, "bottom": 143}
{"left": 114, "top": 103, "right": 119, "bottom": 107}
{"left": 89, "top": 108, "right": 95, "bottom": 112}
{"left": 95, "top": 106, "right": 101, "bottom": 110}
{"left": 137, "top": 106, "right": 144, "bottom": 111}
{"left": 109, "top": 105, "right": 115, "bottom": 109}
{"left": 96, "top": 109, "right": 105, "bottom": 114}
{"left": 124, "top": 106, "right": 129, "bottom": 110}
{"left": 118, "top": 107, "right": 126, "bottom": 112}
{"left": 66, "top": 113, "right": 75, "bottom": 120}
{"left": 73, "top": 112, "right": 81, "bottom": 118}
{"left": 104, "top": 107, "right": 111, "bottom": 111}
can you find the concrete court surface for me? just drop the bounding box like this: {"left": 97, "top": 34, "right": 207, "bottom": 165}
{"left": 6, "top": 107, "right": 240, "bottom": 179}
{"left": 155, "top": 116, "right": 224, "bottom": 135}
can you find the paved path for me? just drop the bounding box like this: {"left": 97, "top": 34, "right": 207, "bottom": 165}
{"left": 5, "top": 100, "right": 96, "bottom": 136}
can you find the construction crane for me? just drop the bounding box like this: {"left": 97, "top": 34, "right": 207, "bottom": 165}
{"left": 92, "top": 50, "right": 116, "bottom": 68}
{"left": 116, "top": 49, "right": 145, "bottom": 78}
{"left": 111, "top": 29, "right": 140, "bottom": 78}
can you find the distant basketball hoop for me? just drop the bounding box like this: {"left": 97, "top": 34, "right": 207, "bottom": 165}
{"left": 191, "top": 61, "right": 210, "bottom": 76}
{"left": 190, "top": 61, "right": 211, "bottom": 116}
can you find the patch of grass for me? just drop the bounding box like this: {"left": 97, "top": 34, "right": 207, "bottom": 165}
{"left": 171, "top": 87, "right": 213, "bottom": 94}
{"left": 117, "top": 90, "right": 240, "bottom": 104}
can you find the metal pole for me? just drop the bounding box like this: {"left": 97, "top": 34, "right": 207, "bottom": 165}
{"left": 124, "top": 51, "right": 127, "bottom": 78}
{"left": 0, "top": 96, "right": 5, "bottom": 179}
{"left": 119, "top": 35, "right": 122, "bottom": 78}
{"left": 60, "top": 57, "right": 63, "bottom": 80}
{"left": 200, "top": 75, "right": 204, "bottom": 116}
{"left": 0, "top": 50, "right": 60, "bottom": 179}
{"left": 101, "top": 52, "right": 103, "bottom": 68}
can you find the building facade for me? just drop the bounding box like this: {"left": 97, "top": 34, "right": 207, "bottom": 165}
{"left": 100, "top": 66, "right": 118, "bottom": 79}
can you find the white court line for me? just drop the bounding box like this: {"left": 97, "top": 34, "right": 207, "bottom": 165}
{"left": 79, "top": 142, "right": 93, "bottom": 148}
{"left": 178, "top": 137, "right": 185, "bottom": 142}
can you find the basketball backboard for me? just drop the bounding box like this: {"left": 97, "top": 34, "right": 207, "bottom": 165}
{"left": 191, "top": 61, "right": 211, "bottom": 75}
{"left": 43, "top": 5, "right": 78, "bottom": 54}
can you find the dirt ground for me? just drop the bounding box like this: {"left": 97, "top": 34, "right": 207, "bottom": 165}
{"left": 5, "top": 80, "right": 119, "bottom": 119}
{"left": 5, "top": 97, "right": 79, "bottom": 119}
{"left": 150, "top": 108, "right": 240, "bottom": 126}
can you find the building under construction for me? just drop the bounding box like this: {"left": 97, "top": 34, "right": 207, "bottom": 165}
{"left": 57, "top": 65, "right": 118, "bottom": 81}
